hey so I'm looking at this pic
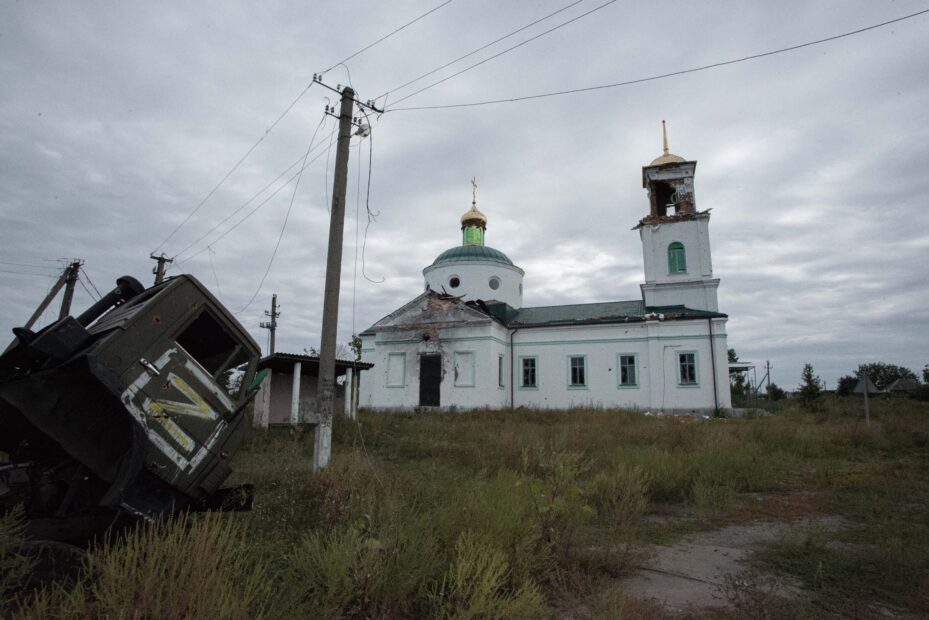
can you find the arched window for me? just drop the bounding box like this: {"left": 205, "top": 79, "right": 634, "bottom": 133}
{"left": 668, "top": 242, "right": 686, "bottom": 273}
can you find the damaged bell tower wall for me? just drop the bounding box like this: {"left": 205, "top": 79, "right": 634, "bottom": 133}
{"left": 636, "top": 151, "right": 720, "bottom": 313}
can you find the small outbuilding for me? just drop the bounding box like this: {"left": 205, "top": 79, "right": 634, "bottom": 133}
{"left": 252, "top": 352, "right": 373, "bottom": 428}
{"left": 886, "top": 377, "right": 920, "bottom": 395}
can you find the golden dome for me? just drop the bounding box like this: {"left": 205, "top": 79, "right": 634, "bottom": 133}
{"left": 461, "top": 177, "right": 486, "bottom": 227}
{"left": 649, "top": 120, "right": 686, "bottom": 166}
{"left": 650, "top": 152, "right": 686, "bottom": 166}
{"left": 461, "top": 204, "right": 487, "bottom": 226}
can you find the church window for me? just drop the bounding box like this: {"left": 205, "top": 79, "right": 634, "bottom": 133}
{"left": 387, "top": 353, "right": 405, "bottom": 387}
{"left": 518, "top": 283, "right": 523, "bottom": 296}
{"left": 454, "top": 351, "right": 475, "bottom": 387}
{"left": 569, "top": 355, "right": 587, "bottom": 388}
{"left": 668, "top": 242, "right": 686, "bottom": 273}
{"left": 498, "top": 355, "right": 505, "bottom": 388}
{"left": 678, "top": 352, "right": 697, "bottom": 385}
{"left": 449, "top": 276, "right": 460, "bottom": 289}
{"left": 488, "top": 276, "right": 500, "bottom": 290}
{"left": 618, "top": 354, "right": 637, "bottom": 387}
{"left": 521, "top": 357, "right": 537, "bottom": 388}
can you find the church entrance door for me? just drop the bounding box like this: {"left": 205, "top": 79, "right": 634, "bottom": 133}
{"left": 419, "top": 354, "right": 441, "bottom": 407}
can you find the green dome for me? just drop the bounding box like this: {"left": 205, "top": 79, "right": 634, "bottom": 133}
{"left": 430, "top": 245, "right": 514, "bottom": 267}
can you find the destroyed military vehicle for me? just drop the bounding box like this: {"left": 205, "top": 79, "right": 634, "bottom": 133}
{"left": 0, "top": 274, "right": 262, "bottom": 541}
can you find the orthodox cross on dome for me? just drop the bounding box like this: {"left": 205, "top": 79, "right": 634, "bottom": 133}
{"left": 471, "top": 176, "right": 478, "bottom": 206}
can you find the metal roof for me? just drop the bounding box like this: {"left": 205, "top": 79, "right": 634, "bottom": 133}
{"left": 428, "top": 245, "right": 514, "bottom": 267}
{"left": 511, "top": 300, "right": 645, "bottom": 327}
{"left": 258, "top": 352, "right": 373, "bottom": 376}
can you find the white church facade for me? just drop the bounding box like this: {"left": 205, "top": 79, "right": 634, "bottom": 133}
{"left": 359, "top": 128, "right": 732, "bottom": 413}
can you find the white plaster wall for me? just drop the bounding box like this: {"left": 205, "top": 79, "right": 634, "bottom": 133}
{"left": 641, "top": 280, "right": 720, "bottom": 312}
{"left": 360, "top": 318, "right": 731, "bottom": 412}
{"left": 360, "top": 322, "right": 511, "bottom": 409}
{"left": 512, "top": 319, "right": 730, "bottom": 411}
{"left": 423, "top": 261, "right": 524, "bottom": 308}
{"left": 640, "top": 217, "right": 713, "bottom": 284}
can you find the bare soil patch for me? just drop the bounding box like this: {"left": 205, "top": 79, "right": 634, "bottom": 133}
{"left": 622, "top": 517, "right": 844, "bottom": 614}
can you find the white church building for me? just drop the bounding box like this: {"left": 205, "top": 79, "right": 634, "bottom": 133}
{"left": 359, "top": 127, "right": 732, "bottom": 413}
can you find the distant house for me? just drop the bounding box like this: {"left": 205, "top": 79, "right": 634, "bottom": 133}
{"left": 886, "top": 377, "right": 920, "bottom": 395}
{"left": 252, "top": 353, "right": 373, "bottom": 427}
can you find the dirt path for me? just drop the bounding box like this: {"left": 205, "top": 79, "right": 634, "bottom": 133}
{"left": 622, "top": 518, "right": 843, "bottom": 614}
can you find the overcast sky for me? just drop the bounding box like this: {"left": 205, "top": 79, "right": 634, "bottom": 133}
{"left": 1, "top": 1, "right": 927, "bottom": 390}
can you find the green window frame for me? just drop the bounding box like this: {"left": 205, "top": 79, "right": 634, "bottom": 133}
{"left": 618, "top": 353, "right": 638, "bottom": 387}
{"left": 568, "top": 355, "right": 587, "bottom": 388}
{"left": 520, "top": 356, "right": 538, "bottom": 389}
{"left": 678, "top": 351, "right": 698, "bottom": 386}
{"left": 668, "top": 242, "right": 686, "bottom": 273}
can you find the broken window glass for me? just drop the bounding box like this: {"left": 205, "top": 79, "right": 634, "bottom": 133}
{"left": 176, "top": 311, "right": 240, "bottom": 377}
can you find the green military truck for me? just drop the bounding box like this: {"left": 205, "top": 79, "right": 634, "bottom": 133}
{"left": 0, "top": 274, "right": 262, "bottom": 541}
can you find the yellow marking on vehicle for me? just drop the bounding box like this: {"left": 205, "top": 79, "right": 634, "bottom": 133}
{"left": 152, "top": 415, "right": 195, "bottom": 453}
{"left": 148, "top": 373, "right": 218, "bottom": 421}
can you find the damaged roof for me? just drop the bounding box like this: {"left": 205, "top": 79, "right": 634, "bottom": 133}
{"left": 361, "top": 292, "right": 727, "bottom": 335}
{"left": 503, "top": 301, "right": 726, "bottom": 327}
{"left": 510, "top": 300, "right": 645, "bottom": 327}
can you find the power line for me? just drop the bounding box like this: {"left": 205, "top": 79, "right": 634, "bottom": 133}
{"left": 379, "top": 0, "right": 589, "bottom": 101}
{"left": 390, "top": 7, "right": 929, "bottom": 111}
{"left": 171, "top": 130, "right": 333, "bottom": 263}
{"left": 0, "top": 260, "right": 58, "bottom": 271}
{"left": 0, "top": 269, "right": 56, "bottom": 278}
{"left": 357, "top": 106, "right": 383, "bottom": 285}
{"left": 78, "top": 278, "right": 100, "bottom": 302}
{"left": 175, "top": 129, "right": 336, "bottom": 267}
{"left": 387, "top": 0, "right": 620, "bottom": 108}
{"left": 321, "top": 0, "right": 456, "bottom": 74}
{"left": 153, "top": 2, "right": 454, "bottom": 257}
{"left": 234, "top": 113, "right": 329, "bottom": 314}
{"left": 81, "top": 268, "right": 103, "bottom": 298}
{"left": 151, "top": 82, "right": 318, "bottom": 256}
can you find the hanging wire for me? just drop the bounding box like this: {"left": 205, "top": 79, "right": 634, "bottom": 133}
{"left": 175, "top": 124, "right": 336, "bottom": 267}
{"left": 357, "top": 106, "right": 384, "bottom": 284}
{"left": 234, "top": 113, "right": 328, "bottom": 314}
{"left": 208, "top": 245, "right": 224, "bottom": 300}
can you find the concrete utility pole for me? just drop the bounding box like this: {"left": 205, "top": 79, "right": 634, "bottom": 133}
{"left": 150, "top": 253, "right": 173, "bottom": 285}
{"left": 58, "top": 261, "right": 82, "bottom": 319}
{"left": 260, "top": 293, "right": 280, "bottom": 354}
{"left": 314, "top": 86, "right": 355, "bottom": 471}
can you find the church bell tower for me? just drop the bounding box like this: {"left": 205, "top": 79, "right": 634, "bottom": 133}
{"left": 637, "top": 122, "right": 719, "bottom": 312}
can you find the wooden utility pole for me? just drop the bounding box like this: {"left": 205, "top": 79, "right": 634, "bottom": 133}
{"left": 314, "top": 86, "right": 355, "bottom": 471}
{"left": 150, "top": 254, "right": 173, "bottom": 285}
{"left": 259, "top": 293, "right": 280, "bottom": 354}
{"left": 58, "top": 261, "right": 82, "bottom": 319}
{"left": 3, "top": 262, "right": 73, "bottom": 354}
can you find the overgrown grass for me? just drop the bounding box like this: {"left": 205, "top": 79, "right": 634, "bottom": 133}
{"left": 8, "top": 396, "right": 929, "bottom": 618}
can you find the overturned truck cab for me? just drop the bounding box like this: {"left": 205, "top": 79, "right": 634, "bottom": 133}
{"left": 0, "top": 274, "right": 262, "bottom": 541}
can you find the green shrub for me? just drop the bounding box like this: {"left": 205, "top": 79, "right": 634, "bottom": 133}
{"left": 430, "top": 531, "right": 544, "bottom": 619}
{"left": 0, "top": 508, "right": 34, "bottom": 613}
